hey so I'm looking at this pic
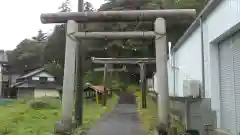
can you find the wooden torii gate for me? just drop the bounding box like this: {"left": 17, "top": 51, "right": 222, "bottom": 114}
{"left": 40, "top": 9, "right": 196, "bottom": 134}
{"left": 91, "top": 57, "right": 156, "bottom": 108}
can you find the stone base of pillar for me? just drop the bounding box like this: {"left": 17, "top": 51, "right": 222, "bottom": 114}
{"left": 156, "top": 123, "right": 169, "bottom": 135}
{"left": 54, "top": 119, "right": 75, "bottom": 135}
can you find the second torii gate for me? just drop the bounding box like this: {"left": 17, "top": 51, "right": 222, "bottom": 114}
{"left": 40, "top": 9, "right": 196, "bottom": 134}
{"left": 91, "top": 57, "right": 156, "bottom": 108}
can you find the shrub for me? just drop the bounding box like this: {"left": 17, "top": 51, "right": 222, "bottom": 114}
{"left": 29, "top": 100, "right": 51, "bottom": 109}
{"left": 111, "top": 80, "right": 124, "bottom": 91}
{"left": 29, "top": 97, "right": 60, "bottom": 110}
{"left": 127, "top": 84, "right": 139, "bottom": 93}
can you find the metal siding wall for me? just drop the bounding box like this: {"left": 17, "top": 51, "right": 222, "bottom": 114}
{"left": 206, "top": 0, "right": 240, "bottom": 127}
{"left": 232, "top": 32, "right": 240, "bottom": 133}
{"left": 209, "top": 43, "right": 221, "bottom": 127}
{"left": 219, "top": 38, "right": 236, "bottom": 133}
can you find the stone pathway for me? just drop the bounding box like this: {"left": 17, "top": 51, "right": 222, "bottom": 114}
{"left": 86, "top": 92, "right": 146, "bottom": 135}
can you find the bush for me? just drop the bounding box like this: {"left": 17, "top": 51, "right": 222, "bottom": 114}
{"left": 111, "top": 80, "right": 124, "bottom": 91}
{"left": 29, "top": 100, "right": 51, "bottom": 109}
{"left": 29, "top": 97, "right": 60, "bottom": 110}
{"left": 84, "top": 71, "right": 103, "bottom": 84}
{"left": 126, "top": 84, "right": 139, "bottom": 93}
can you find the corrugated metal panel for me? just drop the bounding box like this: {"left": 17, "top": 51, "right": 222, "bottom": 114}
{"left": 219, "top": 38, "right": 236, "bottom": 133}
{"left": 232, "top": 32, "right": 240, "bottom": 133}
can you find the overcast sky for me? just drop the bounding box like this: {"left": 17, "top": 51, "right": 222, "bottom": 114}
{"left": 0, "top": 0, "right": 105, "bottom": 50}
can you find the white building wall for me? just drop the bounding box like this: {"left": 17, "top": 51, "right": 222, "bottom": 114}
{"left": 171, "top": 0, "right": 240, "bottom": 98}
{"left": 169, "top": 0, "right": 240, "bottom": 128}
{"left": 172, "top": 27, "right": 202, "bottom": 97}
{"left": 167, "top": 61, "right": 174, "bottom": 96}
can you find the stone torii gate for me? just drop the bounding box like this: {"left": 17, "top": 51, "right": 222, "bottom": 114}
{"left": 40, "top": 9, "right": 196, "bottom": 134}
{"left": 91, "top": 57, "right": 156, "bottom": 108}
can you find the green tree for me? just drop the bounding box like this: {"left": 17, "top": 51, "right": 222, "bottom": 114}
{"left": 98, "top": 0, "right": 209, "bottom": 57}
{"left": 43, "top": 1, "right": 95, "bottom": 83}
{"left": 44, "top": 25, "right": 66, "bottom": 67}
{"left": 9, "top": 0, "right": 209, "bottom": 85}
{"left": 8, "top": 38, "right": 45, "bottom": 72}
{"left": 161, "top": 0, "right": 209, "bottom": 13}
{"left": 58, "top": 0, "right": 71, "bottom": 12}
{"left": 44, "top": 60, "right": 64, "bottom": 83}
{"left": 32, "top": 29, "right": 48, "bottom": 42}
{"left": 93, "top": 0, "right": 209, "bottom": 84}
{"left": 84, "top": 2, "right": 94, "bottom": 11}
{"left": 42, "top": 0, "right": 71, "bottom": 82}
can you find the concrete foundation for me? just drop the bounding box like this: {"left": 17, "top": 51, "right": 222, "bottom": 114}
{"left": 171, "top": 98, "right": 216, "bottom": 135}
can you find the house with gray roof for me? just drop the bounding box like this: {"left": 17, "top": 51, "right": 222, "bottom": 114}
{"left": 11, "top": 67, "right": 62, "bottom": 99}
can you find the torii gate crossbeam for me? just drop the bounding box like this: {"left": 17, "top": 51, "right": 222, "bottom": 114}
{"left": 40, "top": 9, "right": 195, "bottom": 23}
{"left": 91, "top": 57, "right": 156, "bottom": 64}
{"left": 92, "top": 57, "right": 156, "bottom": 108}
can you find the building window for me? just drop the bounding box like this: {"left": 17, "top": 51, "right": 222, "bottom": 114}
{"left": 39, "top": 77, "right": 48, "bottom": 83}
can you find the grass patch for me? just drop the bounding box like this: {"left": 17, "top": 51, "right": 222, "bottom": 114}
{"left": 0, "top": 98, "right": 60, "bottom": 135}
{"left": 0, "top": 95, "right": 118, "bottom": 135}
{"left": 126, "top": 84, "right": 139, "bottom": 93}
{"left": 72, "top": 94, "right": 118, "bottom": 134}
{"left": 135, "top": 91, "right": 185, "bottom": 135}
{"left": 135, "top": 91, "right": 158, "bottom": 135}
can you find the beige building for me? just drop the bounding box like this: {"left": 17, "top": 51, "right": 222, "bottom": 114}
{"left": 11, "top": 68, "right": 61, "bottom": 98}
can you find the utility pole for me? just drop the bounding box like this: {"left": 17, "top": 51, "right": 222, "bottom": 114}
{"left": 75, "top": 0, "right": 84, "bottom": 126}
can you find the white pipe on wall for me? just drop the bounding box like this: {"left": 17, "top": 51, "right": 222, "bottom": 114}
{"left": 168, "top": 42, "right": 172, "bottom": 67}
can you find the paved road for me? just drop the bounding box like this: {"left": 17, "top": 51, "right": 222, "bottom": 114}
{"left": 86, "top": 92, "right": 146, "bottom": 135}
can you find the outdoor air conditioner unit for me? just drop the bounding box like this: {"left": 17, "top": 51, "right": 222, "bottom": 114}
{"left": 182, "top": 79, "right": 201, "bottom": 98}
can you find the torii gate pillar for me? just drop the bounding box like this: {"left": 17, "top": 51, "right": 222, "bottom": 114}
{"left": 155, "top": 18, "right": 169, "bottom": 134}
{"left": 54, "top": 20, "right": 78, "bottom": 134}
